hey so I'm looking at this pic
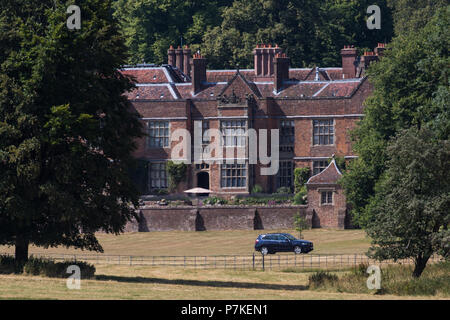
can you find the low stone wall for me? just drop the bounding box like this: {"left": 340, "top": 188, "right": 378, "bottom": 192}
{"left": 138, "top": 207, "right": 197, "bottom": 232}
{"left": 256, "top": 207, "right": 307, "bottom": 230}
{"left": 196, "top": 207, "right": 255, "bottom": 231}
{"left": 133, "top": 205, "right": 309, "bottom": 232}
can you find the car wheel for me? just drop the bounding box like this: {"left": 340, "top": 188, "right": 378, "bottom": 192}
{"left": 260, "top": 247, "right": 269, "bottom": 255}
{"left": 294, "top": 246, "right": 302, "bottom": 254}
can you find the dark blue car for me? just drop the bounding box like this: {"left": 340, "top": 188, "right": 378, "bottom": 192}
{"left": 255, "top": 233, "right": 313, "bottom": 255}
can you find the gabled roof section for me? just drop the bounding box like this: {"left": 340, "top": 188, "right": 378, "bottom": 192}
{"left": 218, "top": 70, "right": 261, "bottom": 98}
{"left": 306, "top": 158, "right": 342, "bottom": 185}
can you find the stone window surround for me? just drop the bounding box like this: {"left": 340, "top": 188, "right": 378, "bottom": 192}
{"left": 312, "top": 118, "right": 335, "bottom": 146}
{"left": 318, "top": 188, "right": 335, "bottom": 206}
{"left": 220, "top": 119, "right": 247, "bottom": 147}
{"left": 279, "top": 119, "right": 295, "bottom": 148}
{"left": 277, "top": 160, "right": 294, "bottom": 189}
{"left": 149, "top": 161, "right": 168, "bottom": 189}
{"left": 147, "top": 120, "right": 170, "bottom": 149}
{"left": 220, "top": 163, "right": 247, "bottom": 189}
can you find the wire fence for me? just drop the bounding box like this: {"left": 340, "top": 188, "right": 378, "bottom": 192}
{"left": 2, "top": 252, "right": 443, "bottom": 271}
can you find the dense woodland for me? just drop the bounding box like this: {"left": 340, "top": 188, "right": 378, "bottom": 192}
{"left": 112, "top": 0, "right": 394, "bottom": 68}
{"left": 112, "top": 0, "right": 447, "bottom": 69}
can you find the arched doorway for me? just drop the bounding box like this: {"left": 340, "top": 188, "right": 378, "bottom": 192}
{"left": 197, "top": 171, "right": 209, "bottom": 189}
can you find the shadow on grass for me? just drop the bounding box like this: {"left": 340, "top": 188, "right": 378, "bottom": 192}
{"left": 95, "top": 274, "right": 308, "bottom": 291}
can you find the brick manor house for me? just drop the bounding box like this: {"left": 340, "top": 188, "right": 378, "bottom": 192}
{"left": 120, "top": 43, "right": 385, "bottom": 228}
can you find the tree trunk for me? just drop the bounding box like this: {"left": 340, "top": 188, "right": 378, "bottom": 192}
{"left": 15, "top": 236, "right": 29, "bottom": 266}
{"left": 412, "top": 254, "right": 430, "bottom": 278}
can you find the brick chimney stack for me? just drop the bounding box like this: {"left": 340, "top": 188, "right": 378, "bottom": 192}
{"left": 254, "top": 44, "right": 282, "bottom": 81}
{"left": 191, "top": 52, "right": 207, "bottom": 94}
{"left": 175, "top": 46, "right": 184, "bottom": 71}
{"left": 167, "top": 45, "right": 176, "bottom": 67}
{"left": 360, "top": 51, "right": 379, "bottom": 68}
{"left": 274, "top": 53, "right": 290, "bottom": 93}
{"left": 183, "top": 45, "right": 191, "bottom": 77}
{"left": 341, "top": 45, "right": 357, "bottom": 79}
{"left": 374, "top": 43, "right": 386, "bottom": 57}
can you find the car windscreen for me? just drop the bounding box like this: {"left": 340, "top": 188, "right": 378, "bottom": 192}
{"left": 283, "top": 234, "right": 296, "bottom": 240}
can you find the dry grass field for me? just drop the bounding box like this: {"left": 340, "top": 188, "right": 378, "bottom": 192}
{"left": 1, "top": 229, "right": 447, "bottom": 300}
{"left": 0, "top": 229, "right": 371, "bottom": 257}
{"left": 0, "top": 265, "right": 442, "bottom": 300}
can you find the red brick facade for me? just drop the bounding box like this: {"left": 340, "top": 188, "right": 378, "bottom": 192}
{"left": 121, "top": 44, "right": 383, "bottom": 228}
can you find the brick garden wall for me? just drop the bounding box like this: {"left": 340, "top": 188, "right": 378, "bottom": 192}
{"left": 131, "top": 205, "right": 309, "bottom": 232}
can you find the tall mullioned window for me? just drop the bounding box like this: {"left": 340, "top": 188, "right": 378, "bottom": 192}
{"left": 221, "top": 163, "right": 247, "bottom": 188}
{"left": 148, "top": 121, "right": 169, "bottom": 148}
{"left": 280, "top": 120, "right": 295, "bottom": 152}
{"left": 277, "top": 160, "right": 293, "bottom": 189}
{"left": 313, "top": 119, "right": 334, "bottom": 145}
{"left": 149, "top": 162, "right": 167, "bottom": 189}
{"left": 221, "top": 120, "right": 247, "bottom": 147}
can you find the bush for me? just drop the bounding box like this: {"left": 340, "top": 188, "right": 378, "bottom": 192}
{"left": 23, "top": 257, "right": 95, "bottom": 279}
{"left": 166, "top": 161, "right": 187, "bottom": 192}
{"left": 203, "top": 196, "right": 228, "bottom": 205}
{"left": 0, "top": 255, "right": 19, "bottom": 274}
{"left": 294, "top": 167, "right": 310, "bottom": 193}
{"left": 293, "top": 185, "right": 307, "bottom": 205}
{"left": 353, "top": 263, "right": 370, "bottom": 276}
{"left": 152, "top": 188, "right": 168, "bottom": 196}
{"left": 275, "top": 186, "right": 291, "bottom": 194}
{"left": 251, "top": 184, "right": 263, "bottom": 194}
{"left": 308, "top": 271, "right": 338, "bottom": 289}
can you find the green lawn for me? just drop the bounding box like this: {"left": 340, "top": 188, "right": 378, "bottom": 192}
{"left": 0, "top": 229, "right": 371, "bottom": 257}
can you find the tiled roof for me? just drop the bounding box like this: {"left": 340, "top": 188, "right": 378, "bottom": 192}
{"left": 206, "top": 70, "right": 255, "bottom": 82}
{"left": 121, "top": 66, "right": 363, "bottom": 101}
{"left": 205, "top": 68, "right": 344, "bottom": 83}
{"left": 121, "top": 67, "right": 171, "bottom": 83}
{"left": 125, "top": 84, "right": 178, "bottom": 100}
{"left": 306, "top": 159, "right": 342, "bottom": 185}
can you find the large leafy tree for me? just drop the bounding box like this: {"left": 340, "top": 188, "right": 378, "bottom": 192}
{"left": 340, "top": 6, "right": 449, "bottom": 226}
{"left": 0, "top": 0, "right": 143, "bottom": 265}
{"left": 365, "top": 127, "right": 449, "bottom": 277}
{"left": 112, "top": 0, "right": 394, "bottom": 69}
